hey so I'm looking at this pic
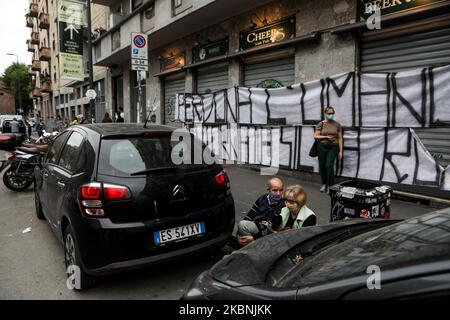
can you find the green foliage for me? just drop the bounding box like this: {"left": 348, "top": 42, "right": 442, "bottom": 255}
{"left": 0, "top": 62, "right": 32, "bottom": 111}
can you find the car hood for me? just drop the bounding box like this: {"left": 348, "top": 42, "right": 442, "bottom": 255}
{"left": 209, "top": 219, "right": 395, "bottom": 287}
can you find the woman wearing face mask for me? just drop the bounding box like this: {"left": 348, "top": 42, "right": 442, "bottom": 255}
{"left": 278, "top": 185, "right": 316, "bottom": 231}
{"left": 314, "top": 106, "right": 343, "bottom": 193}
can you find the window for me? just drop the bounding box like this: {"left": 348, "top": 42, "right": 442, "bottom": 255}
{"left": 112, "top": 30, "right": 121, "bottom": 51}
{"left": 45, "top": 132, "right": 70, "bottom": 164}
{"left": 98, "top": 134, "right": 211, "bottom": 177}
{"left": 58, "top": 132, "right": 85, "bottom": 173}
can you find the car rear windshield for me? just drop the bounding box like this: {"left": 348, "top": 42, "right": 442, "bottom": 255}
{"left": 98, "top": 134, "right": 212, "bottom": 177}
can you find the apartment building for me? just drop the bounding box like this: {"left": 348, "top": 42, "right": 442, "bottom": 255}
{"left": 26, "top": 0, "right": 109, "bottom": 123}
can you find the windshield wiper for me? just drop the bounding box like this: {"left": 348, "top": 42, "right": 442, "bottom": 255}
{"left": 130, "top": 166, "right": 178, "bottom": 176}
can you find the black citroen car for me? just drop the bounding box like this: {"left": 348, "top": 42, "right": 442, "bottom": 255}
{"left": 183, "top": 208, "right": 450, "bottom": 300}
{"left": 34, "top": 124, "right": 235, "bottom": 290}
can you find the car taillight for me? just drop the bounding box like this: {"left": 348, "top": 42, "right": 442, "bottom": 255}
{"left": 79, "top": 182, "right": 131, "bottom": 217}
{"left": 81, "top": 182, "right": 102, "bottom": 199}
{"left": 0, "top": 135, "right": 14, "bottom": 141}
{"left": 214, "top": 171, "right": 230, "bottom": 193}
{"left": 104, "top": 184, "right": 131, "bottom": 200}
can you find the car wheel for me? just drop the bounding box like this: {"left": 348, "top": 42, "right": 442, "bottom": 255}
{"left": 34, "top": 183, "right": 45, "bottom": 220}
{"left": 63, "top": 225, "right": 96, "bottom": 290}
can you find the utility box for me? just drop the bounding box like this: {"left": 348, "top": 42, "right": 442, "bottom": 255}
{"left": 328, "top": 180, "right": 392, "bottom": 222}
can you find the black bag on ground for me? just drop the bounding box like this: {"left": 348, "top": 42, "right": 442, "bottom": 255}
{"left": 309, "top": 140, "right": 318, "bottom": 157}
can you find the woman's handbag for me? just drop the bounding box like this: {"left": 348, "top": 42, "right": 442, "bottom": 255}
{"left": 309, "top": 121, "right": 322, "bottom": 158}
{"left": 309, "top": 140, "right": 318, "bottom": 157}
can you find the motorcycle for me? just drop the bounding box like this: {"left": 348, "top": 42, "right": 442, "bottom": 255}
{"left": 0, "top": 143, "right": 50, "bottom": 192}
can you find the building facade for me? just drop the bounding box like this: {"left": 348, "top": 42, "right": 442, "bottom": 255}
{"left": 26, "top": 0, "right": 109, "bottom": 125}
{"left": 0, "top": 82, "right": 16, "bottom": 114}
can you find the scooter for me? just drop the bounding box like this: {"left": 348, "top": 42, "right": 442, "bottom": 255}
{"left": 0, "top": 144, "right": 49, "bottom": 192}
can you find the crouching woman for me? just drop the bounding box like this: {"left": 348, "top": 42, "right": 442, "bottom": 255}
{"left": 278, "top": 185, "right": 317, "bottom": 231}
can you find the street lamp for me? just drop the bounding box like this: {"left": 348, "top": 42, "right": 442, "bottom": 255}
{"left": 6, "top": 53, "right": 23, "bottom": 115}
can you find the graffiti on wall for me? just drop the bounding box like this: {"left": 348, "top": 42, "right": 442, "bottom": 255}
{"left": 175, "top": 65, "right": 450, "bottom": 191}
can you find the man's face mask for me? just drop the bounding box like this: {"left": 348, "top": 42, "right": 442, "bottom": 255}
{"left": 269, "top": 194, "right": 282, "bottom": 202}
{"left": 327, "top": 114, "right": 335, "bottom": 121}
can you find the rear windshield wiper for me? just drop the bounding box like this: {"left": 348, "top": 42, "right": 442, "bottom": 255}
{"left": 130, "top": 166, "right": 178, "bottom": 176}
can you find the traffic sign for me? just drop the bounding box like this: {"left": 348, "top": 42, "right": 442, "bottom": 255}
{"left": 132, "top": 59, "right": 148, "bottom": 66}
{"left": 131, "top": 32, "right": 148, "bottom": 60}
{"left": 131, "top": 65, "right": 148, "bottom": 71}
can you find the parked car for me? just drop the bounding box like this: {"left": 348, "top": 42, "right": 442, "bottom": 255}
{"left": 183, "top": 207, "right": 450, "bottom": 300}
{"left": 1, "top": 118, "right": 26, "bottom": 134}
{"left": 34, "top": 123, "right": 235, "bottom": 290}
{"left": 0, "top": 114, "right": 22, "bottom": 133}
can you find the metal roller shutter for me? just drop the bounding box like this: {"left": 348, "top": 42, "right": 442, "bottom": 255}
{"left": 361, "top": 16, "right": 450, "bottom": 167}
{"left": 164, "top": 76, "right": 185, "bottom": 127}
{"left": 196, "top": 62, "right": 229, "bottom": 94}
{"left": 244, "top": 54, "right": 295, "bottom": 88}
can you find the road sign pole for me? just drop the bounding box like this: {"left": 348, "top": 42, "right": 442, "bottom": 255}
{"left": 86, "top": 0, "right": 95, "bottom": 122}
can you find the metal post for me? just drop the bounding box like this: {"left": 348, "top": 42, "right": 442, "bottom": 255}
{"left": 86, "top": 0, "right": 95, "bottom": 122}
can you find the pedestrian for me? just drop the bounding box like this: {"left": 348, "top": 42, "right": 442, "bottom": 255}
{"left": 10, "top": 117, "right": 20, "bottom": 134}
{"left": 70, "top": 116, "right": 78, "bottom": 126}
{"left": 236, "top": 177, "right": 285, "bottom": 247}
{"left": 102, "top": 112, "right": 113, "bottom": 123}
{"left": 77, "top": 114, "right": 88, "bottom": 124}
{"left": 116, "top": 107, "right": 124, "bottom": 123}
{"left": 23, "top": 116, "right": 32, "bottom": 138}
{"left": 278, "top": 185, "right": 317, "bottom": 231}
{"left": 36, "top": 119, "right": 45, "bottom": 137}
{"left": 314, "top": 106, "right": 343, "bottom": 193}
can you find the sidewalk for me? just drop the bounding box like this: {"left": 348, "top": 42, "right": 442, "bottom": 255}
{"left": 225, "top": 165, "right": 438, "bottom": 234}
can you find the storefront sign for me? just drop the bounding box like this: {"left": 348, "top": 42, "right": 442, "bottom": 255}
{"left": 360, "top": 0, "right": 442, "bottom": 20}
{"left": 257, "top": 79, "right": 284, "bottom": 88}
{"left": 192, "top": 39, "right": 228, "bottom": 63}
{"left": 58, "top": 0, "right": 85, "bottom": 81}
{"left": 160, "top": 54, "right": 185, "bottom": 72}
{"left": 240, "top": 17, "right": 295, "bottom": 51}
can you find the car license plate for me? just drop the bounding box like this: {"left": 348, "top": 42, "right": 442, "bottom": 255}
{"left": 153, "top": 222, "right": 205, "bottom": 246}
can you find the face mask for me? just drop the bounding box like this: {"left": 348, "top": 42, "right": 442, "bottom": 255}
{"left": 269, "top": 194, "right": 282, "bottom": 202}
{"left": 327, "top": 114, "right": 335, "bottom": 121}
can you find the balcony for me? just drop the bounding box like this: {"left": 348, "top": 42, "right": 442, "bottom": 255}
{"left": 32, "top": 88, "right": 42, "bottom": 97}
{"left": 26, "top": 14, "right": 33, "bottom": 27}
{"left": 29, "top": 3, "right": 38, "bottom": 17}
{"left": 39, "top": 47, "right": 51, "bottom": 61}
{"left": 31, "top": 60, "right": 41, "bottom": 71}
{"left": 27, "top": 40, "right": 35, "bottom": 52}
{"left": 39, "top": 12, "right": 50, "bottom": 29}
{"left": 41, "top": 81, "right": 52, "bottom": 93}
{"left": 28, "top": 65, "right": 35, "bottom": 75}
{"left": 31, "top": 31, "right": 39, "bottom": 45}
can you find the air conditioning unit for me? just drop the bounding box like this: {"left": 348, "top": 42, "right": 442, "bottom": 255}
{"left": 109, "top": 13, "right": 125, "bottom": 29}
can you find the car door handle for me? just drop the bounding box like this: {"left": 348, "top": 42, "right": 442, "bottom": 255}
{"left": 57, "top": 181, "right": 65, "bottom": 188}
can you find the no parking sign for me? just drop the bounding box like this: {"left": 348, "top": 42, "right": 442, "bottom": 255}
{"left": 131, "top": 32, "right": 148, "bottom": 60}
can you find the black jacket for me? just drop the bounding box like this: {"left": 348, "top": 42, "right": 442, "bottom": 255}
{"left": 244, "top": 193, "right": 284, "bottom": 238}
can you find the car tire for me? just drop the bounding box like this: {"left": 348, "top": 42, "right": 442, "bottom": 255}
{"left": 34, "top": 182, "right": 45, "bottom": 220}
{"left": 2, "top": 165, "right": 33, "bottom": 191}
{"left": 63, "top": 225, "right": 96, "bottom": 291}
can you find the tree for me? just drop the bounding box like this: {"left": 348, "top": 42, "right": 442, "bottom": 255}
{"left": 0, "top": 62, "right": 32, "bottom": 114}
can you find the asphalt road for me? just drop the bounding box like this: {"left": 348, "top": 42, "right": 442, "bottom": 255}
{"left": 0, "top": 150, "right": 435, "bottom": 299}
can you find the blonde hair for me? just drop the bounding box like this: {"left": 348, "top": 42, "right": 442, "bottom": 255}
{"left": 283, "top": 185, "right": 307, "bottom": 207}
